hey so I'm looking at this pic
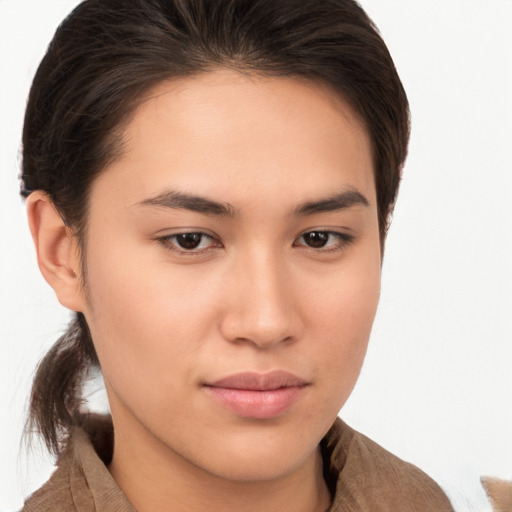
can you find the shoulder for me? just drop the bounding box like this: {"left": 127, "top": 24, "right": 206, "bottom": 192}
{"left": 22, "top": 449, "right": 76, "bottom": 512}
{"left": 23, "top": 414, "right": 133, "bottom": 512}
{"left": 324, "top": 418, "right": 454, "bottom": 512}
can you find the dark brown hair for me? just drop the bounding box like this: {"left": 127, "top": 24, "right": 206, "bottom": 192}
{"left": 21, "top": 0, "right": 410, "bottom": 456}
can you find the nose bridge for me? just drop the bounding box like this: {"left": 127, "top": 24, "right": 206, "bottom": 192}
{"left": 221, "top": 244, "right": 298, "bottom": 348}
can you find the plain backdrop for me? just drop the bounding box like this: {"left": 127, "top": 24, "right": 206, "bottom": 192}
{"left": 1, "top": 1, "right": 511, "bottom": 511}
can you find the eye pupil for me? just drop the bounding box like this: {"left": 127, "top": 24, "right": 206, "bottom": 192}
{"left": 176, "top": 233, "right": 202, "bottom": 249}
{"left": 303, "top": 231, "right": 329, "bottom": 248}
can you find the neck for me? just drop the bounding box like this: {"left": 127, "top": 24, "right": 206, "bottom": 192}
{"left": 108, "top": 413, "right": 332, "bottom": 512}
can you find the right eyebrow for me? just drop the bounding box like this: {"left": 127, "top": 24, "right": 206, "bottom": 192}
{"left": 134, "top": 190, "right": 236, "bottom": 217}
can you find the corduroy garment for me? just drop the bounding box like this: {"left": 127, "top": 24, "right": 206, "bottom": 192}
{"left": 23, "top": 415, "right": 454, "bottom": 511}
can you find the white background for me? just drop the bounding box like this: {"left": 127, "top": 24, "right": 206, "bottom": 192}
{"left": 1, "top": 1, "right": 511, "bottom": 511}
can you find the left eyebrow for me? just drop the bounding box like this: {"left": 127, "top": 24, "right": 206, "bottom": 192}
{"left": 295, "top": 189, "right": 369, "bottom": 216}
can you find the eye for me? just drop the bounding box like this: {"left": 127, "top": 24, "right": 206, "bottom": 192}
{"left": 158, "top": 232, "right": 220, "bottom": 253}
{"left": 294, "top": 230, "right": 354, "bottom": 252}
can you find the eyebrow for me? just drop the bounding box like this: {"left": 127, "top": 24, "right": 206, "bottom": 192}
{"left": 136, "top": 187, "right": 369, "bottom": 217}
{"left": 136, "top": 191, "right": 235, "bottom": 217}
{"left": 295, "top": 189, "right": 369, "bottom": 216}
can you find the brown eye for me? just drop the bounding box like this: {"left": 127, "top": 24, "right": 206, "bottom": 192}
{"left": 175, "top": 233, "right": 203, "bottom": 249}
{"left": 158, "top": 232, "right": 220, "bottom": 253}
{"left": 294, "top": 230, "right": 355, "bottom": 253}
{"left": 301, "top": 231, "right": 330, "bottom": 248}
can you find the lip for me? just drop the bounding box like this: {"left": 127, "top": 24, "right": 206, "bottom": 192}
{"left": 203, "top": 371, "right": 309, "bottom": 419}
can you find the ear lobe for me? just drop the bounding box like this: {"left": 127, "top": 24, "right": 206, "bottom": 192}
{"left": 26, "top": 191, "right": 85, "bottom": 312}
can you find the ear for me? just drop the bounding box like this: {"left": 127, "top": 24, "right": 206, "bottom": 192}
{"left": 26, "top": 191, "right": 86, "bottom": 312}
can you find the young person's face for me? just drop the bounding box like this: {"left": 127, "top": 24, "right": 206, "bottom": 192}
{"left": 79, "top": 70, "right": 381, "bottom": 481}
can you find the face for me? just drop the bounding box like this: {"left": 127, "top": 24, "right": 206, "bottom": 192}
{"left": 79, "top": 69, "right": 381, "bottom": 482}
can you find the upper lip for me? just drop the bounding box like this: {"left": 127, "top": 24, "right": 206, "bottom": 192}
{"left": 205, "top": 371, "right": 308, "bottom": 391}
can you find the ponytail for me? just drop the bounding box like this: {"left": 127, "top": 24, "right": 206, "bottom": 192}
{"left": 27, "top": 313, "right": 99, "bottom": 456}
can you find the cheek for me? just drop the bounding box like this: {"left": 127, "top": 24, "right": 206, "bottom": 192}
{"left": 307, "top": 242, "right": 380, "bottom": 334}
{"left": 81, "top": 241, "right": 221, "bottom": 399}
{"left": 304, "top": 255, "right": 380, "bottom": 401}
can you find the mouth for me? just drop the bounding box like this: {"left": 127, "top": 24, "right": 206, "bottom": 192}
{"left": 203, "top": 371, "right": 309, "bottom": 420}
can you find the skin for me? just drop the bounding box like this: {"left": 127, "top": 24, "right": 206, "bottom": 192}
{"left": 28, "top": 69, "right": 381, "bottom": 512}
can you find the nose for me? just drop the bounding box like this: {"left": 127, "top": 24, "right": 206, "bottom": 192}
{"left": 219, "top": 250, "right": 301, "bottom": 349}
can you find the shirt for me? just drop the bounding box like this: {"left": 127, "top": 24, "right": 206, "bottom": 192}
{"left": 23, "top": 414, "right": 454, "bottom": 511}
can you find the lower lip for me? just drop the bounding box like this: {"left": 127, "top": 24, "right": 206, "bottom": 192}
{"left": 204, "top": 386, "right": 306, "bottom": 419}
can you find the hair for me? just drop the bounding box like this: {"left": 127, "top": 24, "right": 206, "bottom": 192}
{"left": 21, "top": 0, "right": 410, "bottom": 456}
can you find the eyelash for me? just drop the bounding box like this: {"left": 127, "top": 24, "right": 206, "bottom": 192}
{"left": 157, "top": 232, "right": 221, "bottom": 255}
{"left": 156, "top": 230, "right": 354, "bottom": 256}
{"left": 293, "top": 231, "right": 355, "bottom": 253}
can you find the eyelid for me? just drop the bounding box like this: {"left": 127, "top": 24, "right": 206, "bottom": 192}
{"left": 293, "top": 229, "right": 355, "bottom": 253}
{"left": 153, "top": 227, "right": 355, "bottom": 256}
{"left": 154, "top": 230, "right": 223, "bottom": 255}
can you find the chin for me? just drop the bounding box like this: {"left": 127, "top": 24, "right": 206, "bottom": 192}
{"left": 205, "top": 450, "right": 312, "bottom": 483}
{"left": 189, "top": 423, "right": 323, "bottom": 482}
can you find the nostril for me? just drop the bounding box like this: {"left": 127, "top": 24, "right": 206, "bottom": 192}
{"left": 220, "top": 310, "right": 298, "bottom": 348}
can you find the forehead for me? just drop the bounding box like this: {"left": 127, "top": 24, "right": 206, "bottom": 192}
{"left": 95, "top": 69, "right": 376, "bottom": 210}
